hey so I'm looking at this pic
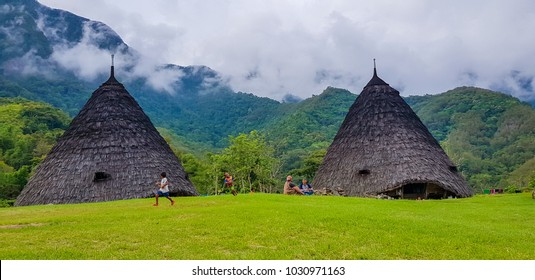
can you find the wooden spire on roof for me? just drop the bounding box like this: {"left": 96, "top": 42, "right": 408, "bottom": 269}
{"left": 103, "top": 54, "right": 121, "bottom": 86}
{"left": 364, "top": 59, "right": 389, "bottom": 88}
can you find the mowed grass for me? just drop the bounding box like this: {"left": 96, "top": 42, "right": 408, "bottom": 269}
{"left": 0, "top": 193, "right": 534, "bottom": 260}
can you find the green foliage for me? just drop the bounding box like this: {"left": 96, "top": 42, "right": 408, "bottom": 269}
{"left": 410, "top": 87, "right": 535, "bottom": 192}
{"left": 0, "top": 199, "right": 15, "bottom": 208}
{"left": 180, "top": 153, "right": 218, "bottom": 195}
{"left": 1, "top": 193, "right": 534, "bottom": 259}
{"left": 529, "top": 177, "right": 535, "bottom": 190}
{"left": 263, "top": 87, "right": 355, "bottom": 177}
{"left": 2, "top": 76, "right": 93, "bottom": 116}
{"left": 166, "top": 131, "right": 281, "bottom": 195}
{"left": 289, "top": 148, "right": 327, "bottom": 181}
{"left": 265, "top": 87, "right": 355, "bottom": 153}
{"left": 158, "top": 128, "right": 220, "bottom": 195}
{"left": 0, "top": 78, "right": 38, "bottom": 100}
{"left": 0, "top": 97, "right": 70, "bottom": 199}
{"left": 132, "top": 82, "right": 281, "bottom": 148}
{"left": 407, "top": 87, "right": 521, "bottom": 142}
{"left": 0, "top": 166, "right": 29, "bottom": 200}
{"left": 504, "top": 185, "right": 519, "bottom": 194}
{"left": 211, "top": 131, "right": 279, "bottom": 193}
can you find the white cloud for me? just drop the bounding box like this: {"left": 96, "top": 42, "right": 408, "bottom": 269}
{"left": 48, "top": 21, "right": 116, "bottom": 80}
{"left": 38, "top": 0, "right": 535, "bottom": 100}
{"left": 29, "top": 9, "right": 185, "bottom": 93}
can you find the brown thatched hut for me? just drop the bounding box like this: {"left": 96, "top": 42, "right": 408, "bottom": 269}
{"left": 313, "top": 66, "right": 472, "bottom": 199}
{"left": 15, "top": 65, "right": 198, "bottom": 206}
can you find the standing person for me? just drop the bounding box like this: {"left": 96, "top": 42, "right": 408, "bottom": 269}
{"left": 284, "top": 175, "right": 303, "bottom": 195}
{"left": 153, "top": 172, "right": 175, "bottom": 206}
{"left": 224, "top": 172, "right": 237, "bottom": 196}
{"left": 299, "top": 179, "right": 314, "bottom": 195}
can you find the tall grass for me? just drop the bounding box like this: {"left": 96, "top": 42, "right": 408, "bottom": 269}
{"left": 0, "top": 193, "right": 534, "bottom": 259}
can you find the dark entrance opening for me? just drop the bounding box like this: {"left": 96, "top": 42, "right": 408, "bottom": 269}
{"left": 402, "top": 183, "right": 426, "bottom": 199}
{"left": 358, "top": 169, "right": 370, "bottom": 175}
{"left": 94, "top": 172, "right": 112, "bottom": 182}
{"left": 398, "top": 183, "right": 452, "bottom": 199}
{"left": 380, "top": 183, "right": 453, "bottom": 199}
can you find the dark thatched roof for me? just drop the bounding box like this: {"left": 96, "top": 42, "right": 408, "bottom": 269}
{"left": 313, "top": 68, "right": 472, "bottom": 198}
{"left": 15, "top": 67, "right": 198, "bottom": 206}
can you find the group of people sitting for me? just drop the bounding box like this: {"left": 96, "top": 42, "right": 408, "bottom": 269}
{"left": 283, "top": 175, "right": 314, "bottom": 195}
{"left": 221, "top": 173, "right": 314, "bottom": 195}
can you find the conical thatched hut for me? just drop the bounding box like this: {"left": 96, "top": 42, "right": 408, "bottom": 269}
{"left": 15, "top": 65, "right": 198, "bottom": 206}
{"left": 313, "top": 66, "right": 472, "bottom": 199}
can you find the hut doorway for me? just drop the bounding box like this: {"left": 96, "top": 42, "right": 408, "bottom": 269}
{"left": 378, "top": 183, "right": 452, "bottom": 199}
{"left": 402, "top": 183, "right": 426, "bottom": 199}
{"left": 400, "top": 183, "right": 449, "bottom": 199}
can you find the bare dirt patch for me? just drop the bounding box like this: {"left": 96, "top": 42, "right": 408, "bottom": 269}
{"left": 0, "top": 223, "right": 48, "bottom": 229}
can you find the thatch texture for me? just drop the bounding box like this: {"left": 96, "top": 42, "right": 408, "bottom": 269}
{"left": 15, "top": 68, "right": 197, "bottom": 206}
{"left": 313, "top": 69, "right": 472, "bottom": 199}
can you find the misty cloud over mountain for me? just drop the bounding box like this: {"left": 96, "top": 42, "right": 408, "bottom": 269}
{"left": 2, "top": 0, "right": 535, "bottom": 103}
{"left": 0, "top": 0, "right": 227, "bottom": 95}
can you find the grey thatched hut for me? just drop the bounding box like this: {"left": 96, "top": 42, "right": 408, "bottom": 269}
{"left": 313, "top": 66, "right": 472, "bottom": 199}
{"left": 15, "top": 65, "right": 198, "bottom": 206}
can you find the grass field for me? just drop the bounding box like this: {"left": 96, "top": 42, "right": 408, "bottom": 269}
{"left": 0, "top": 193, "right": 534, "bottom": 260}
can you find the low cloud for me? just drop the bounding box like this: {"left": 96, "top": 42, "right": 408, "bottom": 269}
{"left": 43, "top": 16, "right": 179, "bottom": 92}
{"left": 130, "top": 62, "right": 184, "bottom": 94}
{"left": 14, "top": 7, "right": 190, "bottom": 95}
{"left": 35, "top": 0, "right": 535, "bottom": 101}
{"left": 49, "top": 22, "right": 112, "bottom": 80}
{"left": 0, "top": 2, "right": 192, "bottom": 96}
{"left": 490, "top": 71, "right": 535, "bottom": 101}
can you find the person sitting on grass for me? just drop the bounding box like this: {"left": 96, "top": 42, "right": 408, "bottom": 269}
{"left": 284, "top": 175, "right": 304, "bottom": 195}
{"left": 299, "top": 179, "right": 314, "bottom": 195}
{"left": 154, "top": 172, "right": 175, "bottom": 206}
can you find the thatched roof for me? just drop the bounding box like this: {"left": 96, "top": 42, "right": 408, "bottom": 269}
{"left": 15, "top": 66, "right": 197, "bottom": 206}
{"left": 313, "top": 67, "right": 472, "bottom": 198}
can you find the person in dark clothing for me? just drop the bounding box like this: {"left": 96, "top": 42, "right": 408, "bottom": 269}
{"left": 299, "top": 179, "right": 314, "bottom": 195}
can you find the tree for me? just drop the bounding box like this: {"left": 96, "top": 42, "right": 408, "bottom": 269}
{"left": 212, "top": 131, "right": 279, "bottom": 193}
{"left": 291, "top": 148, "right": 326, "bottom": 181}
{"left": 0, "top": 98, "right": 70, "bottom": 201}
{"left": 0, "top": 166, "right": 29, "bottom": 199}
{"left": 180, "top": 153, "right": 217, "bottom": 195}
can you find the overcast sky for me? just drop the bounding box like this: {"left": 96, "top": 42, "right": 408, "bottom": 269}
{"left": 38, "top": 0, "right": 535, "bottom": 101}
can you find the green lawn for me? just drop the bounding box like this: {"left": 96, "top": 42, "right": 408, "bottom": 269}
{"left": 0, "top": 193, "right": 534, "bottom": 260}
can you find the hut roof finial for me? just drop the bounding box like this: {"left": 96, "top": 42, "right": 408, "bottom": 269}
{"left": 103, "top": 54, "right": 121, "bottom": 86}
{"left": 110, "top": 54, "right": 115, "bottom": 78}
{"left": 364, "top": 58, "right": 389, "bottom": 88}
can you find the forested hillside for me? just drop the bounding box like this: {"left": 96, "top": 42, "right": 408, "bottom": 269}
{"left": 0, "top": 97, "right": 70, "bottom": 201}
{"left": 263, "top": 87, "right": 356, "bottom": 174}
{"left": 407, "top": 87, "right": 535, "bottom": 191}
